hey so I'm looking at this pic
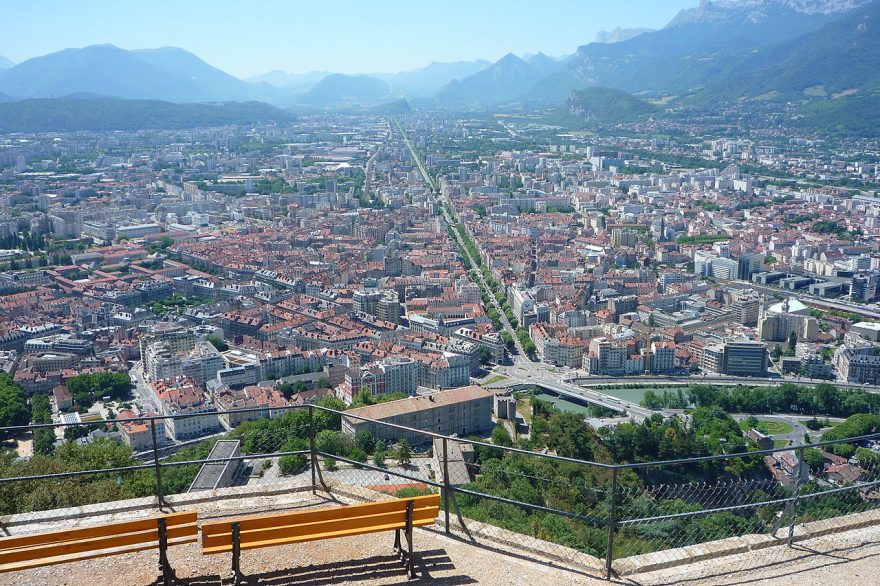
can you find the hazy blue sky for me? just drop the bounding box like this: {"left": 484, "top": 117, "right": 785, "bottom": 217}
{"left": 1, "top": 0, "right": 696, "bottom": 77}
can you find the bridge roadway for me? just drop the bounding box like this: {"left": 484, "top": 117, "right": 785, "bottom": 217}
{"left": 491, "top": 360, "right": 880, "bottom": 422}
{"left": 492, "top": 361, "right": 655, "bottom": 420}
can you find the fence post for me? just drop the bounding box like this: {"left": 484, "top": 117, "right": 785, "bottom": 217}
{"left": 789, "top": 445, "right": 805, "bottom": 546}
{"left": 442, "top": 437, "right": 451, "bottom": 533}
{"left": 605, "top": 467, "right": 618, "bottom": 580}
{"left": 150, "top": 419, "right": 165, "bottom": 511}
{"left": 308, "top": 405, "right": 317, "bottom": 495}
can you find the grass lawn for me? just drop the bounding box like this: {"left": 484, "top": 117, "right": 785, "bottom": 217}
{"left": 482, "top": 374, "right": 508, "bottom": 385}
{"left": 773, "top": 439, "right": 790, "bottom": 449}
{"left": 760, "top": 420, "right": 795, "bottom": 435}
{"left": 739, "top": 419, "right": 794, "bottom": 435}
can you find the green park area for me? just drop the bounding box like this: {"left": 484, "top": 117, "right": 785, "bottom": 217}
{"left": 738, "top": 419, "right": 794, "bottom": 435}
{"left": 482, "top": 374, "right": 509, "bottom": 385}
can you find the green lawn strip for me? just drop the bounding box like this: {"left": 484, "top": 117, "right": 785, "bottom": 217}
{"left": 738, "top": 419, "right": 794, "bottom": 435}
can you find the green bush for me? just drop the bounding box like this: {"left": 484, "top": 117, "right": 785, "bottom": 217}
{"left": 279, "top": 438, "right": 309, "bottom": 475}
{"left": 354, "top": 430, "right": 374, "bottom": 454}
{"left": 350, "top": 447, "right": 367, "bottom": 466}
{"left": 315, "top": 430, "right": 355, "bottom": 458}
{"left": 394, "top": 487, "right": 434, "bottom": 499}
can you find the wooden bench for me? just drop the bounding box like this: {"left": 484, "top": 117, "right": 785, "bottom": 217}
{"left": 0, "top": 511, "right": 198, "bottom": 585}
{"left": 201, "top": 494, "right": 441, "bottom": 583}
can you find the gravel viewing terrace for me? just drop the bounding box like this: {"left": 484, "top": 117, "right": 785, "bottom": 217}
{"left": 2, "top": 482, "right": 880, "bottom": 586}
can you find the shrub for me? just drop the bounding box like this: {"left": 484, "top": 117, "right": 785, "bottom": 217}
{"left": 278, "top": 438, "right": 309, "bottom": 475}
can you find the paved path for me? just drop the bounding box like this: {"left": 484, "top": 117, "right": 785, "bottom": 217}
{"left": 635, "top": 521, "right": 880, "bottom": 586}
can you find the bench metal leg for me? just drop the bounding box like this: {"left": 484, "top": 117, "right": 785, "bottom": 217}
{"left": 157, "top": 517, "right": 176, "bottom": 586}
{"left": 404, "top": 501, "right": 416, "bottom": 579}
{"left": 231, "top": 522, "right": 245, "bottom": 586}
{"left": 393, "top": 528, "right": 401, "bottom": 552}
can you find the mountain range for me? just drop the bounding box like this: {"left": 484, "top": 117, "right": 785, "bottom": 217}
{"left": 295, "top": 74, "right": 395, "bottom": 108}
{"left": 436, "top": 53, "right": 546, "bottom": 106}
{"left": 595, "top": 27, "right": 654, "bottom": 43}
{"left": 526, "top": 0, "right": 873, "bottom": 103}
{"left": 0, "top": 56, "right": 13, "bottom": 69}
{"left": 247, "top": 60, "right": 494, "bottom": 99}
{"left": 246, "top": 70, "right": 332, "bottom": 92}
{"left": 428, "top": 0, "right": 880, "bottom": 108}
{"left": 373, "top": 60, "right": 494, "bottom": 97}
{"left": 0, "top": 45, "right": 256, "bottom": 102}
{"left": 0, "top": 0, "right": 876, "bottom": 131}
{"left": 565, "top": 87, "right": 657, "bottom": 125}
{"left": 691, "top": 0, "right": 880, "bottom": 101}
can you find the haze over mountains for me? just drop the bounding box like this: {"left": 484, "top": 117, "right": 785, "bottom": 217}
{"left": 374, "top": 60, "right": 494, "bottom": 98}
{"left": 246, "top": 60, "right": 493, "bottom": 98}
{"left": 594, "top": 27, "right": 654, "bottom": 43}
{"left": 295, "top": 74, "right": 394, "bottom": 108}
{"left": 436, "top": 53, "right": 547, "bottom": 106}
{"left": 246, "top": 70, "right": 332, "bottom": 92}
{"left": 0, "top": 0, "right": 877, "bottom": 131}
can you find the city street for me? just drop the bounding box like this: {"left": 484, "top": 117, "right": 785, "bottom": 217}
{"left": 128, "top": 361, "right": 158, "bottom": 414}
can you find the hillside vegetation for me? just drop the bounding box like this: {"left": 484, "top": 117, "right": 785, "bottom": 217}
{"left": 793, "top": 92, "right": 880, "bottom": 137}
{"left": 0, "top": 97, "right": 293, "bottom": 132}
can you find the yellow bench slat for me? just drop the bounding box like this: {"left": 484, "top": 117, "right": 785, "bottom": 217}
{"left": 201, "top": 494, "right": 439, "bottom": 538}
{"left": 202, "top": 505, "right": 438, "bottom": 550}
{"left": 0, "top": 524, "right": 197, "bottom": 566}
{"left": 0, "top": 535, "right": 198, "bottom": 574}
{"left": 237, "top": 506, "right": 438, "bottom": 543}
{"left": 0, "top": 512, "right": 197, "bottom": 551}
{"left": 203, "top": 517, "right": 436, "bottom": 555}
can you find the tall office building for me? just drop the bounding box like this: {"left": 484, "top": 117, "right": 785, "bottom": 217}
{"left": 701, "top": 340, "right": 768, "bottom": 377}
{"left": 737, "top": 253, "right": 764, "bottom": 281}
{"left": 722, "top": 340, "right": 769, "bottom": 377}
{"left": 851, "top": 272, "right": 880, "bottom": 302}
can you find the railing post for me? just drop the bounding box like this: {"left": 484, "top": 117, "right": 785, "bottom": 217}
{"left": 150, "top": 419, "right": 165, "bottom": 511}
{"left": 442, "top": 438, "right": 451, "bottom": 533}
{"left": 308, "top": 405, "right": 317, "bottom": 495}
{"left": 789, "top": 445, "right": 805, "bottom": 546}
{"left": 605, "top": 467, "right": 618, "bottom": 581}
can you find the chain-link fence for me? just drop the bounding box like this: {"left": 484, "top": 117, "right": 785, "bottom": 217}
{"left": 605, "top": 437, "right": 880, "bottom": 581}
{"left": 2, "top": 405, "right": 880, "bottom": 581}
{"left": 0, "top": 418, "right": 161, "bottom": 529}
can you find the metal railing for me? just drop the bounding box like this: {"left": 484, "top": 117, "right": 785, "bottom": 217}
{"left": 2, "top": 403, "right": 879, "bottom": 582}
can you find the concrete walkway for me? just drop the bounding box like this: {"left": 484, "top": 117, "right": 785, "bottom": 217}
{"left": 2, "top": 487, "right": 880, "bottom": 586}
